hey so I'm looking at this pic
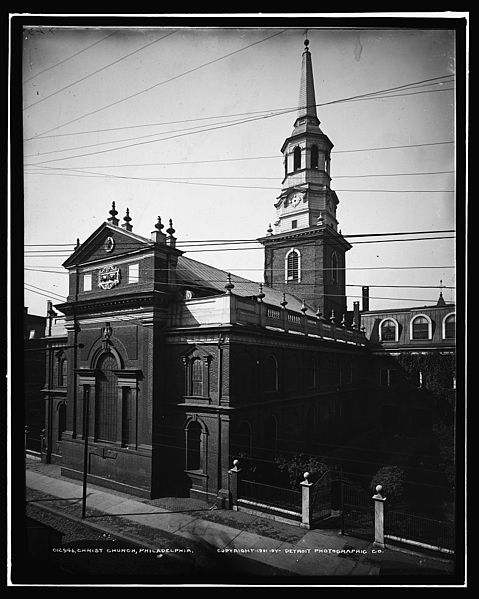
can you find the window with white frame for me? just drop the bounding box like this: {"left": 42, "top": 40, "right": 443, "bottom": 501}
{"left": 285, "top": 249, "right": 300, "bottom": 282}
{"left": 128, "top": 263, "right": 139, "bottom": 284}
{"left": 443, "top": 313, "right": 456, "bottom": 339}
{"left": 83, "top": 273, "right": 92, "bottom": 292}
{"left": 379, "top": 318, "right": 399, "bottom": 342}
{"left": 410, "top": 314, "right": 432, "bottom": 340}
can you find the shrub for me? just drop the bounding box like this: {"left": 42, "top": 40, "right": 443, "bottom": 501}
{"left": 274, "top": 453, "right": 329, "bottom": 489}
{"left": 370, "top": 465, "right": 405, "bottom": 502}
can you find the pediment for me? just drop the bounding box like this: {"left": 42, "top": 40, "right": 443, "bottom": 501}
{"left": 62, "top": 222, "right": 152, "bottom": 268}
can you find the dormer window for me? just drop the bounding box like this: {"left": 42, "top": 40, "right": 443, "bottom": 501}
{"left": 410, "top": 314, "right": 433, "bottom": 340}
{"left": 379, "top": 318, "right": 399, "bottom": 342}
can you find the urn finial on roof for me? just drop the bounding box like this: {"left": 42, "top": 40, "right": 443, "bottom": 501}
{"left": 121, "top": 207, "right": 133, "bottom": 231}
{"left": 107, "top": 201, "right": 119, "bottom": 226}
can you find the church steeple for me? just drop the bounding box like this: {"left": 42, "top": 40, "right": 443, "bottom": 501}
{"left": 258, "top": 39, "right": 351, "bottom": 318}
{"left": 295, "top": 38, "right": 319, "bottom": 128}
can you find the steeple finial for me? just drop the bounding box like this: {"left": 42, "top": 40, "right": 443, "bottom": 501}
{"left": 107, "top": 201, "right": 119, "bottom": 226}
{"left": 437, "top": 279, "right": 446, "bottom": 306}
{"left": 121, "top": 207, "right": 132, "bottom": 231}
{"left": 296, "top": 36, "right": 318, "bottom": 124}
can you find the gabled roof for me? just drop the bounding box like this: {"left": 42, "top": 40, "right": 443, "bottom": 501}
{"left": 62, "top": 222, "right": 153, "bottom": 268}
{"left": 176, "top": 255, "right": 316, "bottom": 316}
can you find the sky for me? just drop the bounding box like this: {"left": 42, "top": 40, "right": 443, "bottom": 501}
{"left": 19, "top": 19, "right": 460, "bottom": 317}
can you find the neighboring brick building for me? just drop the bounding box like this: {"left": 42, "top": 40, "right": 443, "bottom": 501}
{"left": 360, "top": 294, "right": 456, "bottom": 435}
{"left": 24, "top": 307, "right": 47, "bottom": 452}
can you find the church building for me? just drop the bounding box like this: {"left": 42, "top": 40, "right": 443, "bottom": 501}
{"left": 42, "top": 40, "right": 374, "bottom": 504}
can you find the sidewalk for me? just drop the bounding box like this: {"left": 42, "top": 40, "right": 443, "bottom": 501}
{"left": 24, "top": 460, "right": 456, "bottom": 580}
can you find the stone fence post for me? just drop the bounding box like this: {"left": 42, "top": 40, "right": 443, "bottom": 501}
{"left": 300, "top": 471, "right": 313, "bottom": 529}
{"left": 228, "top": 459, "right": 241, "bottom": 511}
{"left": 372, "top": 484, "right": 386, "bottom": 548}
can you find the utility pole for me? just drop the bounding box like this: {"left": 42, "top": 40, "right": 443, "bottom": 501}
{"left": 81, "top": 385, "right": 90, "bottom": 519}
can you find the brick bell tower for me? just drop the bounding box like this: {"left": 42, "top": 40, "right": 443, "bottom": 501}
{"left": 258, "top": 38, "right": 351, "bottom": 318}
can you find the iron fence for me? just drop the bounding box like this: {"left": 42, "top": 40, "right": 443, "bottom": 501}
{"left": 240, "top": 479, "right": 302, "bottom": 512}
{"left": 385, "top": 509, "right": 455, "bottom": 551}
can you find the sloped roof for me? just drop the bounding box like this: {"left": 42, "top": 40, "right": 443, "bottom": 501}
{"left": 176, "top": 255, "right": 316, "bottom": 316}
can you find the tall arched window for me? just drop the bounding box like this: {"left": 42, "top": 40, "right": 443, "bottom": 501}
{"left": 286, "top": 248, "right": 300, "bottom": 282}
{"left": 411, "top": 315, "right": 432, "bottom": 340}
{"left": 57, "top": 354, "right": 67, "bottom": 387}
{"left": 95, "top": 353, "right": 119, "bottom": 442}
{"left": 331, "top": 252, "right": 339, "bottom": 283}
{"left": 263, "top": 415, "right": 278, "bottom": 452}
{"left": 379, "top": 318, "right": 399, "bottom": 342}
{"left": 443, "top": 313, "right": 456, "bottom": 339}
{"left": 293, "top": 146, "right": 301, "bottom": 171}
{"left": 311, "top": 145, "right": 319, "bottom": 169}
{"left": 264, "top": 355, "right": 278, "bottom": 393}
{"left": 191, "top": 358, "right": 204, "bottom": 396}
{"left": 186, "top": 420, "right": 202, "bottom": 471}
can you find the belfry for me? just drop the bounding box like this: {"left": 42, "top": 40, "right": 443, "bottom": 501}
{"left": 258, "top": 39, "right": 351, "bottom": 318}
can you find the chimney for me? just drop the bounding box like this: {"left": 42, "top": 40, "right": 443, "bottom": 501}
{"left": 353, "top": 301, "right": 361, "bottom": 330}
{"left": 362, "top": 286, "right": 370, "bottom": 312}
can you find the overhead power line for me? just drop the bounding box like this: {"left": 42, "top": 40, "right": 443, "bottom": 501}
{"left": 23, "top": 30, "right": 118, "bottom": 83}
{"left": 27, "top": 29, "right": 288, "bottom": 140}
{"left": 23, "top": 229, "right": 456, "bottom": 247}
{"left": 23, "top": 280, "right": 450, "bottom": 306}
{"left": 23, "top": 31, "right": 177, "bottom": 110}
{"left": 23, "top": 167, "right": 456, "bottom": 193}
{"left": 24, "top": 84, "right": 454, "bottom": 165}
{"left": 24, "top": 74, "right": 454, "bottom": 164}
{"left": 26, "top": 75, "right": 454, "bottom": 140}
{"left": 22, "top": 140, "right": 454, "bottom": 170}
{"left": 23, "top": 232, "right": 457, "bottom": 255}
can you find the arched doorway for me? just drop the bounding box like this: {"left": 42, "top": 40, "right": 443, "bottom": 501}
{"left": 95, "top": 353, "right": 119, "bottom": 442}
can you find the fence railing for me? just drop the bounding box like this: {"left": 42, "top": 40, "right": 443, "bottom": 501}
{"left": 385, "top": 509, "right": 455, "bottom": 551}
{"left": 228, "top": 462, "right": 455, "bottom": 554}
{"left": 239, "top": 478, "right": 302, "bottom": 513}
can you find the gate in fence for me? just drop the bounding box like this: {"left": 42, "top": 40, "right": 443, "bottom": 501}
{"left": 310, "top": 470, "right": 341, "bottom": 525}
{"left": 340, "top": 478, "right": 375, "bottom": 539}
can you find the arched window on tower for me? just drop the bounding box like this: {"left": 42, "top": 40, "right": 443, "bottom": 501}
{"left": 311, "top": 145, "right": 319, "bottom": 169}
{"left": 293, "top": 146, "right": 301, "bottom": 171}
{"left": 331, "top": 252, "right": 339, "bottom": 283}
{"left": 286, "top": 249, "right": 301, "bottom": 282}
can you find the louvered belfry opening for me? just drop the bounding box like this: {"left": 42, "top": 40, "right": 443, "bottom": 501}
{"left": 287, "top": 250, "right": 299, "bottom": 281}
{"left": 95, "top": 353, "right": 118, "bottom": 442}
